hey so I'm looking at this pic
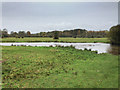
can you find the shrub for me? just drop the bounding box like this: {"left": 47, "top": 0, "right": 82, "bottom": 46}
{"left": 108, "top": 25, "right": 120, "bottom": 45}
{"left": 53, "top": 31, "right": 59, "bottom": 39}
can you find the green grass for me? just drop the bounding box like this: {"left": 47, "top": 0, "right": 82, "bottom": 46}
{"left": 2, "top": 46, "right": 118, "bottom": 88}
{"left": 1, "top": 37, "right": 110, "bottom": 43}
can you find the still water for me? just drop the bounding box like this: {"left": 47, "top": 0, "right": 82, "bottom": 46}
{"left": 0, "top": 42, "right": 113, "bottom": 54}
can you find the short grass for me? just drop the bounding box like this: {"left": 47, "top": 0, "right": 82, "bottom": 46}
{"left": 1, "top": 37, "right": 109, "bottom": 43}
{"left": 2, "top": 46, "right": 118, "bottom": 88}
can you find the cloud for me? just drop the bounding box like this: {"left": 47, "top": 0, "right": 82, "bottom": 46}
{"left": 2, "top": 2, "right": 118, "bottom": 33}
{"left": 2, "top": 0, "right": 119, "bottom": 2}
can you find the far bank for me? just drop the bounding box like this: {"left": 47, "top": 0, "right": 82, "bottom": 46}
{"left": 0, "top": 37, "right": 109, "bottom": 43}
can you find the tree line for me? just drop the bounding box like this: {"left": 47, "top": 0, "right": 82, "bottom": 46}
{"left": 0, "top": 25, "right": 120, "bottom": 45}
{"left": 0, "top": 28, "right": 107, "bottom": 38}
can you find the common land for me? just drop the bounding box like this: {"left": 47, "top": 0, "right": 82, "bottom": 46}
{"left": 2, "top": 46, "right": 118, "bottom": 88}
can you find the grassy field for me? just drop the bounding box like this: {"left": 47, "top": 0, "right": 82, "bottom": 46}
{"left": 1, "top": 37, "right": 110, "bottom": 43}
{"left": 2, "top": 46, "right": 118, "bottom": 88}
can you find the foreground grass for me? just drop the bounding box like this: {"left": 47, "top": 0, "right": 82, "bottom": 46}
{"left": 1, "top": 37, "right": 109, "bottom": 43}
{"left": 2, "top": 46, "right": 118, "bottom": 88}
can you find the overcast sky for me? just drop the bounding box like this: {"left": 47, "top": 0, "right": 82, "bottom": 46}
{"left": 2, "top": 2, "right": 118, "bottom": 33}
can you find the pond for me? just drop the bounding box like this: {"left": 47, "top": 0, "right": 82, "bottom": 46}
{"left": 0, "top": 42, "right": 114, "bottom": 54}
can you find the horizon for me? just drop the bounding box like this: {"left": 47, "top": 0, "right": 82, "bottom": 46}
{"left": 2, "top": 2, "right": 118, "bottom": 33}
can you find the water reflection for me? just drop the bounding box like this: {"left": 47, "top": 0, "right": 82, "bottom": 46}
{"left": 107, "top": 45, "right": 120, "bottom": 55}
